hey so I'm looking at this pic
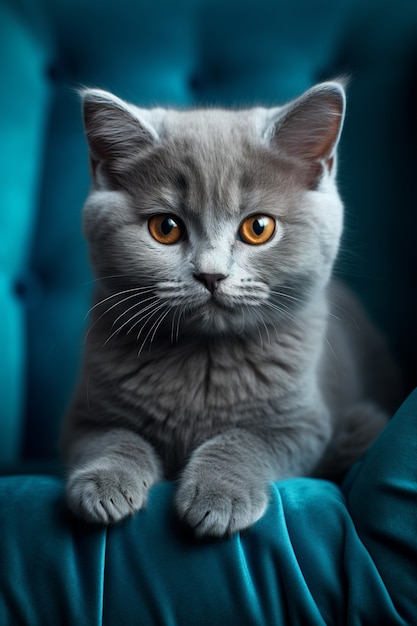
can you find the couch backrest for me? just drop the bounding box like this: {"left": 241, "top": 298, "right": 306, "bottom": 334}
{"left": 1, "top": 0, "right": 416, "bottom": 466}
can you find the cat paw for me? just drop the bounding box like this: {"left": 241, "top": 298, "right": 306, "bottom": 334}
{"left": 66, "top": 464, "right": 149, "bottom": 524}
{"left": 175, "top": 471, "right": 269, "bottom": 538}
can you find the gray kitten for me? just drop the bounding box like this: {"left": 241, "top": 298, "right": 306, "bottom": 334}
{"left": 61, "top": 83, "right": 399, "bottom": 537}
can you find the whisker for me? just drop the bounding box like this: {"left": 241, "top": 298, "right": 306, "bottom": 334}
{"left": 270, "top": 284, "right": 308, "bottom": 294}
{"left": 86, "top": 286, "right": 155, "bottom": 318}
{"left": 102, "top": 296, "right": 160, "bottom": 348}
{"left": 263, "top": 300, "right": 305, "bottom": 331}
{"left": 170, "top": 307, "right": 178, "bottom": 345}
{"left": 324, "top": 336, "right": 339, "bottom": 364}
{"left": 85, "top": 287, "right": 155, "bottom": 342}
{"left": 175, "top": 305, "right": 186, "bottom": 343}
{"left": 170, "top": 304, "right": 185, "bottom": 345}
{"left": 81, "top": 274, "right": 141, "bottom": 287}
{"left": 126, "top": 301, "right": 166, "bottom": 338}
{"left": 272, "top": 287, "right": 352, "bottom": 325}
{"left": 257, "top": 307, "right": 279, "bottom": 340}
{"left": 326, "top": 298, "right": 359, "bottom": 330}
{"left": 248, "top": 307, "right": 264, "bottom": 347}
{"left": 137, "top": 305, "right": 170, "bottom": 357}
{"left": 134, "top": 302, "right": 167, "bottom": 341}
{"left": 111, "top": 295, "right": 159, "bottom": 330}
{"left": 269, "top": 290, "right": 306, "bottom": 305}
{"left": 253, "top": 306, "right": 273, "bottom": 345}
{"left": 148, "top": 308, "right": 172, "bottom": 351}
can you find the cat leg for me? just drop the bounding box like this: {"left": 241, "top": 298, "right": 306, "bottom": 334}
{"left": 315, "top": 402, "right": 389, "bottom": 479}
{"left": 65, "top": 428, "right": 162, "bottom": 524}
{"left": 175, "top": 432, "right": 269, "bottom": 537}
{"left": 175, "top": 421, "right": 329, "bottom": 537}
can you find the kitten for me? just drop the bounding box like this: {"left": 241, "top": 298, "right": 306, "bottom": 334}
{"left": 61, "top": 83, "right": 400, "bottom": 537}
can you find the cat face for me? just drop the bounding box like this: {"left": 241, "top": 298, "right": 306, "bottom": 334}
{"left": 81, "top": 84, "right": 345, "bottom": 337}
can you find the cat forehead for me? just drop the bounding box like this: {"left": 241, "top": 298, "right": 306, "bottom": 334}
{"left": 130, "top": 105, "right": 296, "bottom": 188}
{"left": 133, "top": 106, "right": 278, "bottom": 143}
{"left": 122, "top": 106, "right": 306, "bottom": 218}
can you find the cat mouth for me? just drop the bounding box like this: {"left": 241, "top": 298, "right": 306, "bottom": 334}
{"left": 183, "top": 292, "right": 236, "bottom": 322}
{"left": 204, "top": 293, "right": 235, "bottom": 312}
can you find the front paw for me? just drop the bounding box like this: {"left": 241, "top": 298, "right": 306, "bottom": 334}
{"left": 66, "top": 463, "right": 149, "bottom": 524}
{"left": 175, "top": 467, "right": 269, "bottom": 538}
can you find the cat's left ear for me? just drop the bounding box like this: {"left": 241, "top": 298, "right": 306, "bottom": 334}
{"left": 80, "top": 88, "right": 159, "bottom": 180}
{"left": 266, "top": 82, "right": 346, "bottom": 184}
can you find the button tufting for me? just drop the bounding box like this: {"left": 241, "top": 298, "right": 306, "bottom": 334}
{"left": 13, "top": 279, "right": 27, "bottom": 299}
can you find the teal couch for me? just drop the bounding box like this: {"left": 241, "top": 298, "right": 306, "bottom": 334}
{"left": 0, "top": 0, "right": 416, "bottom": 623}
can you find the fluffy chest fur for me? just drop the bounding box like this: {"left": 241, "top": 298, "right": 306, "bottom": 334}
{"left": 120, "top": 333, "right": 310, "bottom": 411}
{"left": 87, "top": 313, "right": 324, "bottom": 475}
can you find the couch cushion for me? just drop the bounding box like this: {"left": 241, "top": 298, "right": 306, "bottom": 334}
{"left": 0, "top": 389, "right": 416, "bottom": 625}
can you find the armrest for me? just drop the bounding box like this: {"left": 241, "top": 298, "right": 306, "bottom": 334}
{"left": 1, "top": 391, "right": 416, "bottom": 625}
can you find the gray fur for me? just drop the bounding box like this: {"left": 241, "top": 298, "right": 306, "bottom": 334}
{"left": 62, "top": 83, "right": 400, "bottom": 536}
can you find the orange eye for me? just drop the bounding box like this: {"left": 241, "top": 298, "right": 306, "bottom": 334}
{"left": 148, "top": 214, "right": 184, "bottom": 245}
{"left": 239, "top": 215, "right": 275, "bottom": 245}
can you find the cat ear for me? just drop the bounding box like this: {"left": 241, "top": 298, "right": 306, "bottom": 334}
{"left": 81, "top": 89, "right": 158, "bottom": 173}
{"left": 266, "top": 82, "right": 346, "bottom": 182}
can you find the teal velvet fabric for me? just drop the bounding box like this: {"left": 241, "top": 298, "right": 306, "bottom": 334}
{"left": 1, "top": 390, "right": 416, "bottom": 625}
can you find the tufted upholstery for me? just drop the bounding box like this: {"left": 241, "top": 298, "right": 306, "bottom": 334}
{"left": 0, "top": 0, "right": 416, "bottom": 623}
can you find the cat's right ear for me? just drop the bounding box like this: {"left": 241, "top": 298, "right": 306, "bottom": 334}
{"left": 264, "top": 82, "right": 346, "bottom": 187}
{"left": 80, "top": 89, "right": 158, "bottom": 178}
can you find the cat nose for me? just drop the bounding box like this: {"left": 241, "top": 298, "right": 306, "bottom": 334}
{"left": 194, "top": 273, "right": 227, "bottom": 294}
